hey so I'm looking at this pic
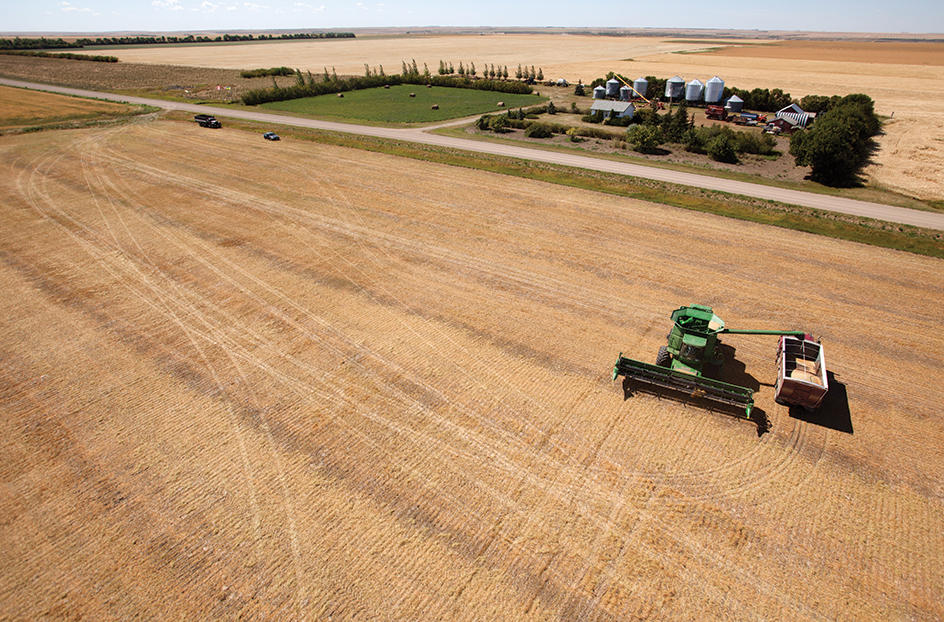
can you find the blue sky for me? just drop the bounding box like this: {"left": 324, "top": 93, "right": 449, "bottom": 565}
{"left": 2, "top": 0, "right": 942, "bottom": 34}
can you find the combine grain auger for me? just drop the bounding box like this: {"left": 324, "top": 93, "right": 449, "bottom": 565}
{"left": 613, "top": 304, "right": 807, "bottom": 419}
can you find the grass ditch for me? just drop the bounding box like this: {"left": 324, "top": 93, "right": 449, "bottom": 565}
{"left": 192, "top": 112, "right": 944, "bottom": 259}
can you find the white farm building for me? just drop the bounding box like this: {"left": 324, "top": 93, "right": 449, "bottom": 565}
{"left": 590, "top": 100, "right": 635, "bottom": 119}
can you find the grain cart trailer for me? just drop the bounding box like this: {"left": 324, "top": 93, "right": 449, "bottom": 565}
{"left": 774, "top": 334, "right": 828, "bottom": 409}
{"left": 613, "top": 304, "right": 809, "bottom": 419}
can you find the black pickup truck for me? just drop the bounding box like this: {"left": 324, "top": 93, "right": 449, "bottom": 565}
{"left": 194, "top": 114, "right": 221, "bottom": 128}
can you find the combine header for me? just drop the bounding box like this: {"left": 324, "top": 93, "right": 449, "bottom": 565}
{"left": 613, "top": 304, "right": 813, "bottom": 419}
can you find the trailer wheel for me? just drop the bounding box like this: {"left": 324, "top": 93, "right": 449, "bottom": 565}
{"left": 656, "top": 346, "right": 670, "bottom": 367}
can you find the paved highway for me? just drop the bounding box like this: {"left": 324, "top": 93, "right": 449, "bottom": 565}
{"left": 4, "top": 77, "right": 943, "bottom": 231}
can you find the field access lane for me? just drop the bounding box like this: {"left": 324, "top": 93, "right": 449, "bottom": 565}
{"left": 4, "top": 78, "right": 943, "bottom": 231}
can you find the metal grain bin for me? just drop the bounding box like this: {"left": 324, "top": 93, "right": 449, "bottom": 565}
{"left": 665, "top": 76, "right": 685, "bottom": 100}
{"left": 705, "top": 76, "right": 725, "bottom": 103}
{"left": 685, "top": 78, "right": 704, "bottom": 102}
{"left": 606, "top": 78, "right": 621, "bottom": 98}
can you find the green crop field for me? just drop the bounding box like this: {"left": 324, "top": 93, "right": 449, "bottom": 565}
{"left": 260, "top": 84, "right": 545, "bottom": 123}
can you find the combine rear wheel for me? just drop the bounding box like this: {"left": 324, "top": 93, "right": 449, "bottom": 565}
{"left": 656, "top": 346, "right": 670, "bottom": 367}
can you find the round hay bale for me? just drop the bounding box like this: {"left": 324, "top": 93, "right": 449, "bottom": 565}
{"left": 431, "top": 104, "right": 439, "bottom": 110}
{"left": 337, "top": 93, "right": 344, "bottom": 98}
{"left": 384, "top": 85, "right": 390, "bottom": 89}
{"left": 497, "top": 101, "right": 505, "bottom": 107}
{"left": 427, "top": 84, "right": 432, "bottom": 88}
{"left": 409, "top": 93, "right": 416, "bottom": 98}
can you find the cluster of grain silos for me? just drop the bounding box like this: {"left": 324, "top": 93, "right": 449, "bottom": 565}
{"left": 591, "top": 74, "right": 730, "bottom": 106}
{"left": 661, "top": 75, "right": 727, "bottom": 104}
{"left": 593, "top": 76, "right": 651, "bottom": 102}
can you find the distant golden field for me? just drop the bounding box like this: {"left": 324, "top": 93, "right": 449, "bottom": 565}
{"left": 108, "top": 34, "right": 944, "bottom": 200}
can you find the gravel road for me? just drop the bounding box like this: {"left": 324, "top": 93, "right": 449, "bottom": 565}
{"left": 4, "top": 77, "right": 942, "bottom": 231}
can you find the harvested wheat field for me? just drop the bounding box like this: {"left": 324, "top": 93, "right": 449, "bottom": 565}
{"left": 1, "top": 117, "right": 942, "bottom": 621}
{"left": 107, "top": 34, "right": 944, "bottom": 201}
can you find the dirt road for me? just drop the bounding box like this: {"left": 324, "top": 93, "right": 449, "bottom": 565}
{"left": 3, "top": 77, "right": 942, "bottom": 231}
{"left": 1, "top": 118, "right": 942, "bottom": 620}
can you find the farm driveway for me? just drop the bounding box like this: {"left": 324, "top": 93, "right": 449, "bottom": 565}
{"left": 3, "top": 77, "right": 942, "bottom": 231}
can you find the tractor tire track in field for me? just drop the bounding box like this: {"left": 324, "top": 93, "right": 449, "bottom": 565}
{"left": 105, "top": 127, "right": 828, "bottom": 515}
{"left": 1, "top": 120, "right": 942, "bottom": 621}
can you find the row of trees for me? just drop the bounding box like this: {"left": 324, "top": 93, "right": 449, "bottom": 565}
{"left": 722, "top": 87, "right": 794, "bottom": 113}
{"left": 0, "top": 33, "right": 355, "bottom": 50}
{"left": 0, "top": 50, "right": 117, "bottom": 62}
{"left": 0, "top": 37, "right": 80, "bottom": 50}
{"left": 73, "top": 33, "right": 354, "bottom": 47}
{"left": 433, "top": 61, "right": 545, "bottom": 82}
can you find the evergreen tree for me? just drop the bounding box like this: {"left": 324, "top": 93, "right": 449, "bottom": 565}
{"left": 664, "top": 100, "right": 692, "bottom": 143}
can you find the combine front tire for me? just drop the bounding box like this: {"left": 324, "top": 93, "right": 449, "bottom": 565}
{"left": 656, "top": 346, "right": 670, "bottom": 367}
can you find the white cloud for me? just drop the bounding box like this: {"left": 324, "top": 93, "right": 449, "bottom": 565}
{"left": 59, "top": 1, "right": 91, "bottom": 11}
{"left": 152, "top": 0, "right": 184, "bottom": 10}
{"left": 243, "top": 2, "right": 268, "bottom": 11}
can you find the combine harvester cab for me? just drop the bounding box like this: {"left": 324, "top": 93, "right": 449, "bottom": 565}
{"left": 774, "top": 334, "right": 828, "bottom": 409}
{"left": 613, "top": 304, "right": 824, "bottom": 421}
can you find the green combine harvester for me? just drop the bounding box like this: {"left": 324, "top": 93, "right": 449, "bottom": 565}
{"left": 613, "top": 304, "right": 807, "bottom": 419}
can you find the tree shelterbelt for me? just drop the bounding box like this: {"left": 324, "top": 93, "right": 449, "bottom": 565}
{"left": 789, "top": 94, "right": 880, "bottom": 187}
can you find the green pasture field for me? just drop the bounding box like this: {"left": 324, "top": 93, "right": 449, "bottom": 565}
{"left": 259, "top": 84, "right": 545, "bottom": 124}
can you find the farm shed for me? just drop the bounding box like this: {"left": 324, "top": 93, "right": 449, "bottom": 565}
{"left": 765, "top": 116, "right": 799, "bottom": 134}
{"left": 590, "top": 100, "right": 635, "bottom": 119}
{"left": 776, "top": 103, "right": 815, "bottom": 128}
